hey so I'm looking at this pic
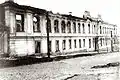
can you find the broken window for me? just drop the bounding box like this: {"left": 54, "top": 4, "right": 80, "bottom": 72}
{"left": 54, "top": 20, "right": 59, "bottom": 33}
{"left": 56, "top": 40, "right": 59, "bottom": 52}
{"left": 89, "top": 39, "right": 91, "bottom": 48}
{"left": 16, "top": 14, "right": 24, "bottom": 32}
{"left": 79, "top": 39, "right": 81, "bottom": 48}
{"left": 74, "top": 39, "right": 77, "bottom": 48}
{"left": 46, "top": 19, "right": 51, "bottom": 33}
{"left": 73, "top": 22, "right": 76, "bottom": 33}
{"left": 67, "top": 21, "right": 71, "bottom": 33}
{"left": 82, "top": 23, "right": 85, "bottom": 34}
{"left": 33, "top": 16, "right": 40, "bottom": 32}
{"left": 69, "top": 39, "right": 71, "bottom": 49}
{"left": 35, "top": 41, "right": 41, "bottom": 53}
{"left": 61, "top": 21, "right": 66, "bottom": 33}
{"left": 78, "top": 23, "right": 81, "bottom": 33}
{"left": 88, "top": 24, "right": 90, "bottom": 33}
{"left": 62, "top": 40, "right": 66, "bottom": 50}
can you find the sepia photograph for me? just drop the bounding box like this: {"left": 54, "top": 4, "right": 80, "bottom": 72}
{"left": 0, "top": 0, "right": 120, "bottom": 80}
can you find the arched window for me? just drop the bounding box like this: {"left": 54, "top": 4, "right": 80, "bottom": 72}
{"left": 78, "top": 23, "right": 81, "bottom": 33}
{"left": 54, "top": 20, "right": 59, "bottom": 33}
{"left": 33, "top": 16, "right": 40, "bottom": 32}
{"left": 46, "top": 19, "right": 51, "bottom": 33}
{"left": 82, "top": 23, "right": 85, "bottom": 34}
{"left": 61, "top": 21, "right": 66, "bottom": 33}
{"left": 88, "top": 24, "right": 90, "bottom": 33}
{"left": 67, "top": 21, "right": 71, "bottom": 33}
{"left": 73, "top": 22, "right": 76, "bottom": 33}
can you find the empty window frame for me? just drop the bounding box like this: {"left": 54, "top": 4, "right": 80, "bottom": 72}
{"left": 16, "top": 14, "right": 24, "bottom": 32}
{"left": 73, "top": 22, "right": 76, "bottom": 33}
{"left": 61, "top": 21, "right": 66, "bottom": 33}
{"left": 33, "top": 16, "right": 40, "bottom": 32}
{"left": 78, "top": 23, "right": 81, "bottom": 33}
{"left": 67, "top": 21, "right": 71, "bottom": 33}
{"left": 69, "top": 39, "right": 72, "bottom": 49}
{"left": 46, "top": 19, "right": 52, "bottom": 33}
{"left": 54, "top": 20, "right": 59, "bottom": 33}
{"left": 62, "top": 40, "right": 66, "bottom": 50}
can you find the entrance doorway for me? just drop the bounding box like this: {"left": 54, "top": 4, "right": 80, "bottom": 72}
{"left": 35, "top": 41, "right": 41, "bottom": 53}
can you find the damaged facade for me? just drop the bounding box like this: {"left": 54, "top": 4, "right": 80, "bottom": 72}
{"left": 0, "top": 0, "right": 119, "bottom": 57}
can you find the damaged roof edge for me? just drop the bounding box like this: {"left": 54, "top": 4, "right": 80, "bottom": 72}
{"left": 1, "top": 1, "right": 47, "bottom": 15}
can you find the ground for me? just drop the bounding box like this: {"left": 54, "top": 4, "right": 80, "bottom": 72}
{"left": 0, "top": 52, "right": 120, "bottom": 80}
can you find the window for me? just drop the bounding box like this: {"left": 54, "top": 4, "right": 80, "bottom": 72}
{"left": 103, "top": 27, "right": 104, "bottom": 34}
{"left": 67, "top": 21, "right": 71, "bottom": 33}
{"left": 83, "top": 39, "right": 85, "bottom": 47}
{"left": 93, "top": 38, "right": 95, "bottom": 48}
{"left": 100, "top": 38, "right": 102, "bottom": 46}
{"left": 94, "top": 25, "right": 95, "bottom": 34}
{"left": 73, "top": 22, "right": 76, "bottom": 33}
{"left": 54, "top": 20, "right": 59, "bottom": 33}
{"left": 69, "top": 39, "right": 72, "bottom": 49}
{"left": 79, "top": 39, "right": 81, "bottom": 48}
{"left": 105, "top": 27, "right": 106, "bottom": 34}
{"left": 35, "top": 41, "right": 41, "bottom": 53}
{"left": 16, "top": 14, "right": 24, "bottom": 32}
{"left": 61, "top": 21, "right": 66, "bottom": 33}
{"left": 46, "top": 19, "right": 51, "bottom": 33}
{"left": 33, "top": 16, "right": 40, "bottom": 32}
{"left": 88, "top": 24, "right": 90, "bottom": 33}
{"left": 62, "top": 40, "right": 66, "bottom": 50}
{"left": 100, "top": 26, "right": 102, "bottom": 34}
{"left": 56, "top": 40, "right": 59, "bottom": 52}
{"left": 78, "top": 23, "right": 81, "bottom": 33}
{"left": 82, "top": 23, "right": 85, "bottom": 34}
{"left": 89, "top": 39, "right": 91, "bottom": 48}
{"left": 74, "top": 39, "right": 77, "bottom": 48}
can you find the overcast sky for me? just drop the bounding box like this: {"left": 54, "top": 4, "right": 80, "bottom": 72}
{"left": 0, "top": 0, "right": 120, "bottom": 29}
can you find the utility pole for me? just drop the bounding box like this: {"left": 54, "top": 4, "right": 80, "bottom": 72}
{"left": 46, "top": 11, "right": 50, "bottom": 58}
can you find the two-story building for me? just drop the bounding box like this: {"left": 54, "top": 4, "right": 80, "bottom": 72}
{"left": 0, "top": 0, "right": 118, "bottom": 57}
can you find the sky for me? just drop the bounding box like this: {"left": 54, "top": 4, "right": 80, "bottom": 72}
{"left": 0, "top": 0, "right": 120, "bottom": 30}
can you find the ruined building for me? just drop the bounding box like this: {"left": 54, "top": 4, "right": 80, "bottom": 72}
{"left": 0, "top": 0, "right": 118, "bottom": 57}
